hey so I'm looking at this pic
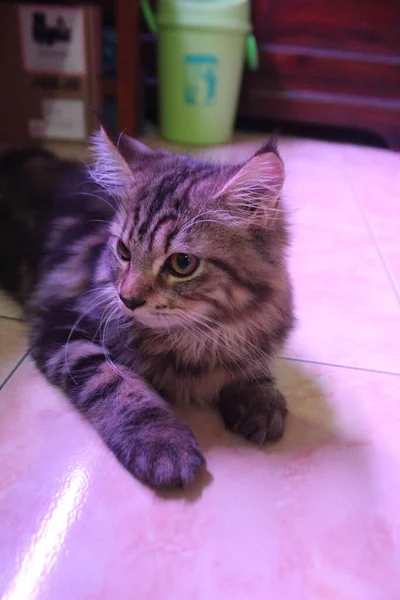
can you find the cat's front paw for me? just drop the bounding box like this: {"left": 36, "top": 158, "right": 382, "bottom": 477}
{"left": 128, "top": 422, "right": 205, "bottom": 489}
{"left": 219, "top": 383, "right": 288, "bottom": 444}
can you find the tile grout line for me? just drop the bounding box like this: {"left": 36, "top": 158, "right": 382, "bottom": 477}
{"left": 0, "top": 350, "right": 30, "bottom": 392}
{"left": 0, "top": 314, "right": 26, "bottom": 323}
{"left": 280, "top": 354, "right": 400, "bottom": 378}
{"left": 340, "top": 155, "right": 400, "bottom": 306}
{"left": 1, "top": 348, "right": 399, "bottom": 397}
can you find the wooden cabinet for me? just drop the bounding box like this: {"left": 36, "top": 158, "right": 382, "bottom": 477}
{"left": 239, "top": 0, "right": 400, "bottom": 149}
{"left": 99, "top": 0, "right": 140, "bottom": 137}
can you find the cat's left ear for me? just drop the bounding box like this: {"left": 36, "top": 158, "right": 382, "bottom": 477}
{"left": 88, "top": 126, "right": 151, "bottom": 194}
{"left": 217, "top": 144, "right": 285, "bottom": 225}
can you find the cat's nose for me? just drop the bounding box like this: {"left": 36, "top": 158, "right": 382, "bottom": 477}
{"left": 119, "top": 295, "right": 146, "bottom": 311}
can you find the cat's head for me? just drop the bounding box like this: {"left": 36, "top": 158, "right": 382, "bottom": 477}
{"left": 89, "top": 128, "right": 289, "bottom": 330}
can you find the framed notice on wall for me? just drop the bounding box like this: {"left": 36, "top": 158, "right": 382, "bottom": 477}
{"left": 0, "top": 2, "right": 101, "bottom": 142}
{"left": 18, "top": 5, "right": 86, "bottom": 75}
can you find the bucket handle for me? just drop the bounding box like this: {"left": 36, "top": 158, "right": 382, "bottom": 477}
{"left": 140, "top": 0, "right": 157, "bottom": 35}
{"left": 140, "top": 0, "right": 258, "bottom": 70}
{"left": 246, "top": 34, "right": 259, "bottom": 70}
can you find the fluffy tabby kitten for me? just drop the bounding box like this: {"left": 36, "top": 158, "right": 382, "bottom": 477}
{"left": 0, "top": 129, "right": 294, "bottom": 488}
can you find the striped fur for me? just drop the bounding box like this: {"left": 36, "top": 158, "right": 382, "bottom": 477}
{"left": 0, "top": 130, "right": 294, "bottom": 488}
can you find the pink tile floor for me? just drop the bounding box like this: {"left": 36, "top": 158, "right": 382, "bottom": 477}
{"left": 1, "top": 134, "right": 400, "bottom": 600}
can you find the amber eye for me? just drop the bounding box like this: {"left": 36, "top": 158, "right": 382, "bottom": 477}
{"left": 117, "top": 239, "right": 131, "bottom": 261}
{"left": 165, "top": 253, "right": 200, "bottom": 277}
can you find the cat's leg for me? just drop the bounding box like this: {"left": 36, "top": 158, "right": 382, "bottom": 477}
{"left": 31, "top": 324, "right": 205, "bottom": 488}
{"left": 218, "top": 377, "right": 287, "bottom": 444}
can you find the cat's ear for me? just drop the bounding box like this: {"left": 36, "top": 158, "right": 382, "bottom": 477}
{"left": 217, "top": 144, "right": 284, "bottom": 225}
{"left": 88, "top": 127, "right": 151, "bottom": 194}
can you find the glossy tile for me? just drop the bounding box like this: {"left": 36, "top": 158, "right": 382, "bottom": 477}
{"left": 0, "top": 318, "right": 28, "bottom": 386}
{"left": 286, "top": 222, "right": 400, "bottom": 373}
{"left": 282, "top": 144, "right": 400, "bottom": 373}
{"left": 0, "top": 291, "right": 24, "bottom": 320}
{"left": 1, "top": 358, "right": 400, "bottom": 600}
{"left": 341, "top": 144, "right": 400, "bottom": 300}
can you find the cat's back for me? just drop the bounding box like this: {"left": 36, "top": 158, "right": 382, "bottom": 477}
{"left": 0, "top": 147, "right": 111, "bottom": 303}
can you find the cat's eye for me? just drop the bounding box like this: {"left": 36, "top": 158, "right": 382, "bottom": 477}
{"left": 117, "top": 239, "right": 131, "bottom": 261}
{"left": 165, "top": 253, "right": 200, "bottom": 278}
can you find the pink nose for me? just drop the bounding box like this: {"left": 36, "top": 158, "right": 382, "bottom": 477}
{"left": 119, "top": 296, "right": 146, "bottom": 311}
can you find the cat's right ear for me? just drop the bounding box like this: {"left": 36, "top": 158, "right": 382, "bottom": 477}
{"left": 216, "top": 146, "right": 285, "bottom": 226}
{"left": 88, "top": 127, "right": 150, "bottom": 194}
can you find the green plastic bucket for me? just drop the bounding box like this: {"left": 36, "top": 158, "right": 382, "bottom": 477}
{"left": 141, "top": 0, "right": 258, "bottom": 145}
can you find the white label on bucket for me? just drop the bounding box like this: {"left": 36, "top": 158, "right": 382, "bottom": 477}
{"left": 184, "top": 54, "right": 218, "bottom": 106}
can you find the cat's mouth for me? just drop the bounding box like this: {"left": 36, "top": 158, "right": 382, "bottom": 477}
{"left": 125, "top": 307, "right": 185, "bottom": 329}
{"left": 118, "top": 296, "right": 191, "bottom": 329}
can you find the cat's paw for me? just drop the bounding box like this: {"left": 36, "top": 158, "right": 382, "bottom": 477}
{"left": 129, "top": 423, "right": 206, "bottom": 488}
{"left": 219, "top": 384, "right": 288, "bottom": 444}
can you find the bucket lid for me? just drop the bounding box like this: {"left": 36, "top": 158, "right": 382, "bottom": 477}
{"left": 157, "top": 0, "right": 251, "bottom": 33}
